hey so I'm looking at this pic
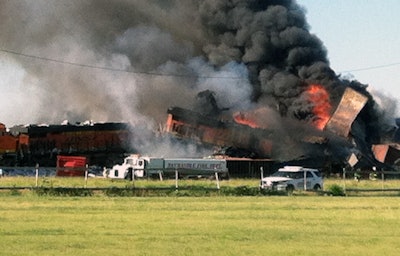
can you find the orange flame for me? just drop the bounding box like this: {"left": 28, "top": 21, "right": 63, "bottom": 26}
{"left": 233, "top": 85, "right": 331, "bottom": 130}
{"left": 233, "top": 112, "right": 259, "bottom": 128}
{"left": 306, "top": 84, "right": 331, "bottom": 130}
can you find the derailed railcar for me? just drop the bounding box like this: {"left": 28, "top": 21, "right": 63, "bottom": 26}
{"left": 165, "top": 107, "right": 273, "bottom": 158}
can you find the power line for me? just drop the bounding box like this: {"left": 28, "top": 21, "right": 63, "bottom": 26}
{"left": 2, "top": 47, "right": 399, "bottom": 77}
{"left": 0, "top": 48, "right": 246, "bottom": 80}
{"left": 339, "top": 62, "right": 400, "bottom": 73}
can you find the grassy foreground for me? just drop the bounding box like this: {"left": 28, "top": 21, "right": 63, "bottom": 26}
{"left": 1, "top": 195, "right": 400, "bottom": 255}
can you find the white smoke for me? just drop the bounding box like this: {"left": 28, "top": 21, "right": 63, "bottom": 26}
{"left": 188, "top": 58, "right": 253, "bottom": 111}
{"left": 0, "top": 56, "right": 42, "bottom": 125}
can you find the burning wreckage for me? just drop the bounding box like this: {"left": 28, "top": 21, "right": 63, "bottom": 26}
{"left": 165, "top": 87, "right": 400, "bottom": 173}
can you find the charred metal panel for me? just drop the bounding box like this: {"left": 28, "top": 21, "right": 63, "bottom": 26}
{"left": 325, "top": 88, "right": 368, "bottom": 137}
{"left": 372, "top": 144, "right": 400, "bottom": 165}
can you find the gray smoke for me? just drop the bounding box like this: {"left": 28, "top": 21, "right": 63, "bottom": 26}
{"left": 0, "top": 0, "right": 330, "bottom": 123}
{"left": 0, "top": 0, "right": 396, "bottom": 158}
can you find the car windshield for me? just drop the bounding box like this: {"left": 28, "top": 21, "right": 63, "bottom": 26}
{"left": 271, "top": 171, "right": 304, "bottom": 179}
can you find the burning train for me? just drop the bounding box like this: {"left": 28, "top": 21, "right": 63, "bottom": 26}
{"left": 165, "top": 87, "right": 400, "bottom": 173}
{"left": 1, "top": 1, "right": 400, "bottom": 177}
{"left": 0, "top": 122, "right": 132, "bottom": 167}
{"left": 165, "top": 106, "right": 274, "bottom": 158}
{"left": 2, "top": 84, "right": 400, "bottom": 176}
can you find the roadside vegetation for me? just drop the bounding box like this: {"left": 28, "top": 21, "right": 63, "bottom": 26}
{"left": 1, "top": 176, "right": 400, "bottom": 197}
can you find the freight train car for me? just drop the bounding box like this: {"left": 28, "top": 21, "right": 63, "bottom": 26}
{"left": 165, "top": 107, "right": 274, "bottom": 158}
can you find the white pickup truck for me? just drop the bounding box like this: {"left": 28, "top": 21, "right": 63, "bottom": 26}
{"left": 260, "top": 166, "right": 323, "bottom": 193}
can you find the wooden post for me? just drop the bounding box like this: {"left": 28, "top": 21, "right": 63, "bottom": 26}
{"left": 342, "top": 167, "right": 346, "bottom": 194}
{"left": 175, "top": 169, "right": 178, "bottom": 190}
{"left": 35, "top": 164, "right": 39, "bottom": 187}
{"left": 84, "top": 164, "right": 88, "bottom": 188}
{"left": 132, "top": 169, "right": 135, "bottom": 187}
{"left": 215, "top": 172, "right": 220, "bottom": 190}
{"left": 260, "top": 167, "right": 264, "bottom": 189}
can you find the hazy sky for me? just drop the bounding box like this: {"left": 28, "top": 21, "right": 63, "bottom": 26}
{"left": 298, "top": 0, "right": 400, "bottom": 103}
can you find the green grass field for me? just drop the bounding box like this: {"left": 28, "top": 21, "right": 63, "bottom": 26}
{"left": 1, "top": 176, "right": 400, "bottom": 195}
{"left": 1, "top": 186, "right": 400, "bottom": 255}
{"left": 2, "top": 175, "right": 400, "bottom": 188}
{"left": 1, "top": 177, "right": 400, "bottom": 255}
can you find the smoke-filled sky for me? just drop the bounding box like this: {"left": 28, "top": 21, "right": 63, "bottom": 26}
{"left": 299, "top": 0, "right": 400, "bottom": 106}
{"left": 0, "top": 0, "right": 257, "bottom": 127}
{"left": 0, "top": 0, "right": 397, "bottom": 131}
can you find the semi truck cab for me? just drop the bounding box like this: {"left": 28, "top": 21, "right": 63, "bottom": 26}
{"left": 105, "top": 154, "right": 146, "bottom": 179}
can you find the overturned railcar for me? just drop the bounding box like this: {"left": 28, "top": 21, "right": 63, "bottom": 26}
{"left": 165, "top": 107, "right": 274, "bottom": 158}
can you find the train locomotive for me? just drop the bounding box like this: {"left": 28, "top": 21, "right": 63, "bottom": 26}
{"left": 0, "top": 122, "right": 132, "bottom": 167}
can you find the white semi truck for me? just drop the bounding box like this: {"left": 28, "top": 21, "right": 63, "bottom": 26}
{"left": 104, "top": 154, "right": 229, "bottom": 180}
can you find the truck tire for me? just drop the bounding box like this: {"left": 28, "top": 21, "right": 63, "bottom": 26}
{"left": 286, "top": 185, "right": 294, "bottom": 196}
{"left": 125, "top": 168, "right": 133, "bottom": 181}
{"left": 313, "top": 184, "right": 321, "bottom": 191}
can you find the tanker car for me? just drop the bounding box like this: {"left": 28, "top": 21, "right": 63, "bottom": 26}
{"left": 104, "top": 154, "right": 229, "bottom": 180}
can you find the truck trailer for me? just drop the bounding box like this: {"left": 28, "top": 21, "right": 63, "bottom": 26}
{"left": 104, "top": 154, "right": 229, "bottom": 180}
